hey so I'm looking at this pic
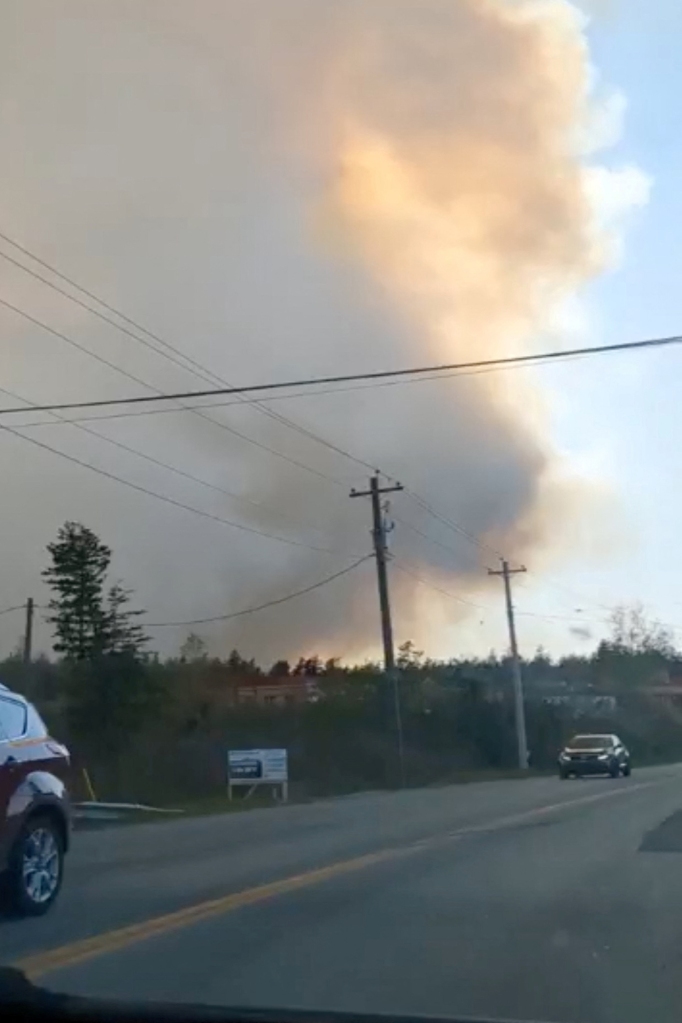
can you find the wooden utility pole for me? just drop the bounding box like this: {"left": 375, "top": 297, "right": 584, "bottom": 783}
{"left": 488, "top": 560, "right": 528, "bottom": 769}
{"left": 23, "top": 597, "right": 34, "bottom": 665}
{"left": 351, "top": 473, "right": 405, "bottom": 785}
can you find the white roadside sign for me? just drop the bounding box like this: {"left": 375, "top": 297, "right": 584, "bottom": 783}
{"left": 227, "top": 748, "right": 288, "bottom": 800}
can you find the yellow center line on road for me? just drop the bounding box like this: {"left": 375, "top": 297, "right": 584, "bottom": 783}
{"left": 15, "top": 779, "right": 660, "bottom": 982}
{"left": 16, "top": 846, "right": 420, "bottom": 982}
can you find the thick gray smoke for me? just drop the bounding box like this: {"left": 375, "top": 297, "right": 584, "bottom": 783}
{"left": 0, "top": 1, "right": 639, "bottom": 662}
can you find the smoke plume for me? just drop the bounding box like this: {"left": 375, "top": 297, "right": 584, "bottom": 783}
{"left": 0, "top": 0, "right": 644, "bottom": 662}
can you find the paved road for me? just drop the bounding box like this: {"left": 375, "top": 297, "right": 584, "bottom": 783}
{"left": 3, "top": 766, "right": 682, "bottom": 1022}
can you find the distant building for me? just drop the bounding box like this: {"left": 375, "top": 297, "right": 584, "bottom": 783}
{"left": 529, "top": 678, "right": 617, "bottom": 717}
{"left": 229, "top": 675, "right": 321, "bottom": 707}
{"left": 640, "top": 673, "right": 682, "bottom": 719}
{"left": 541, "top": 693, "right": 617, "bottom": 717}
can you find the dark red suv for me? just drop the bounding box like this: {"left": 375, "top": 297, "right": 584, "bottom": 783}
{"left": 0, "top": 685, "right": 71, "bottom": 915}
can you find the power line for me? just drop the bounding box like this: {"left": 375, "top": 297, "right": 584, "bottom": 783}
{"left": 521, "top": 575, "right": 615, "bottom": 616}
{"left": 0, "top": 333, "right": 679, "bottom": 418}
{"left": 0, "top": 421, "right": 353, "bottom": 555}
{"left": 0, "top": 386, "right": 333, "bottom": 544}
{"left": 0, "top": 238, "right": 591, "bottom": 567}
{"left": 390, "top": 510, "right": 499, "bottom": 574}
{"left": 0, "top": 247, "right": 218, "bottom": 382}
{"left": 7, "top": 229, "right": 680, "bottom": 596}
{"left": 0, "top": 335, "right": 515, "bottom": 566}
{"left": 0, "top": 293, "right": 348, "bottom": 489}
{"left": 0, "top": 234, "right": 364, "bottom": 483}
{"left": 0, "top": 256, "right": 483, "bottom": 564}
{"left": 0, "top": 229, "right": 185, "bottom": 351}
{"left": 392, "top": 514, "right": 468, "bottom": 562}
{"left": 0, "top": 278, "right": 536, "bottom": 562}
{"left": 401, "top": 488, "right": 506, "bottom": 560}
{"left": 0, "top": 290, "right": 619, "bottom": 599}
{"left": 384, "top": 559, "right": 618, "bottom": 627}
{"left": 0, "top": 603, "right": 28, "bottom": 617}
{"left": 0, "top": 355, "right": 585, "bottom": 431}
{"left": 0, "top": 228, "right": 582, "bottom": 501}
{"left": 515, "top": 609, "right": 607, "bottom": 626}
{"left": 146, "top": 554, "right": 372, "bottom": 627}
{"left": 393, "top": 560, "right": 489, "bottom": 611}
{"left": 0, "top": 295, "right": 158, "bottom": 397}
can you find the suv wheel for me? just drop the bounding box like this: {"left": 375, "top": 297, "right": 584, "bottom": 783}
{"left": 622, "top": 763, "right": 631, "bottom": 777}
{"left": 6, "top": 814, "right": 64, "bottom": 916}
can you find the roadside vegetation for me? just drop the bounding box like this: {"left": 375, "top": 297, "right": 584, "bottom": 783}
{"left": 4, "top": 522, "right": 682, "bottom": 806}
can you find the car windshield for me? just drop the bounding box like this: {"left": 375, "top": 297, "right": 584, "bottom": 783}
{"left": 0, "top": 4, "right": 677, "bottom": 1023}
{"left": 569, "top": 736, "right": 612, "bottom": 749}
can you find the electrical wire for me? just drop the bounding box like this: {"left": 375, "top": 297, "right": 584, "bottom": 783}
{"left": 146, "top": 554, "right": 372, "bottom": 627}
{"left": 0, "top": 294, "right": 348, "bottom": 489}
{"left": 0, "top": 230, "right": 589, "bottom": 496}
{"left": 515, "top": 609, "right": 608, "bottom": 625}
{"left": 0, "top": 247, "right": 220, "bottom": 382}
{"left": 0, "top": 317, "right": 551, "bottom": 580}
{"left": 11, "top": 236, "right": 682, "bottom": 642}
{"left": 8, "top": 229, "right": 680, "bottom": 592}
{"left": 390, "top": 512, "right": 497, "bottom": 580}
{"left": 392, "top": 559, "right": 489, "bottom": 611}
{"left": 0, "top": 234, "right": 367, "bottom": 483}
{"left": 520, "top": 575, "right": 616, "bottom": 616}
{"left": 3, "top": 354, "right": 587, "bottom": 432}
{"left": 0, "top": 271, "right": 520, "bottom": 576}
{"left": 0, "top": 604, "right": 27, "bottom": 617}
{"left": 0, "top": 235, "right": 597, "bottom": 567}
{"left": 400, "top": 488, "right": 506, "bottom": 560}
{"left": 515, "top": 597, "right": 682, "bottom": 636}
{"left": 0, "top": 333, "right": 679, "bottom": 418}
{"left": 393, "top": 561, "right": 623, "bottom": 636}
{"left": 0, "top": 295, "right": 158, "bottom": 397}
{"left": 0, "top": 386, "right": 333, "bottom": 543}
{"left": 392, "top": 514, "right": 470, "bottom": 562}
{"left": 0, "top": 421, "right": 355, "bottom": 555}
{"left": 0, "top": 299, "right": 624, "bottom": 614}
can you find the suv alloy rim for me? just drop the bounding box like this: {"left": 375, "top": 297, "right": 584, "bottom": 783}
{"left": 22, "top": 827, "right": 60, "bottom": 904}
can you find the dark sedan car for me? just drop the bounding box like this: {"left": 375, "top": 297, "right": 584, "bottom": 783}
{"left": 558, "top": 733, "right": 631, "bottom": 780}
{"left": 0, "top": 685, "right": 71, "bottom": 914}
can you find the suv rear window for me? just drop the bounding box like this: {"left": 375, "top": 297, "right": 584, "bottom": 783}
{"left": 0, "top": 696, "right": 27, "bottom": 740}
{"left": 569, "top": 735, "right": 612, "bottom": 749}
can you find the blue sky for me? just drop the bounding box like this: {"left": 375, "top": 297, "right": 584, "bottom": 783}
{"left": 502, "top": 0, "right": 682, "bottom": 656}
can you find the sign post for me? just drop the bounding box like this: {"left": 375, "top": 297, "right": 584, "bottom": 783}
{"left": 227, "top": 749, "right": 288, "bottom": 802}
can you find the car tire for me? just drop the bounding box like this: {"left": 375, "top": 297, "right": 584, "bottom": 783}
{"left": 622, "top": 764, "right": 631, "bottom": 777}
{"left": 6, "top": 813, "right": 64, "bottom": 916}
{"left": 609, "top": 761, "right": 620, "bottom": 778}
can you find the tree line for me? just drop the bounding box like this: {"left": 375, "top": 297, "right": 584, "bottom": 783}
{"left": 38, "top": 520, "right": 682, "bottom": 687}
{"left": 5, "top": 520, "right": 681, "bottom": 803}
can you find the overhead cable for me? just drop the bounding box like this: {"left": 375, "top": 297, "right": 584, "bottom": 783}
{"left": 0, "top": 422, "right": 353, "bottom": 555}
{"left": 0, "top": 334, "right": 678, "bottom": 418}
{"left": 146, "top": 554, "right": 372, "bottom": 627}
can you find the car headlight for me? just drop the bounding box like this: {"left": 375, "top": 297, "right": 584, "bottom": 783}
{"left": 597, "top": 753, "right": 609, "bottom": 760}
{"left": 559, "top": 752, "right": 570, "bottom": 761}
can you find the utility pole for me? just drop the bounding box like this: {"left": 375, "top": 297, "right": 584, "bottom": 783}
{"left": 351, "top": 473, "right": 405, "bottom": 785}
{"left": 23, "top": 597, "right": 34, "bottom": 665}
{"left": 488, "top": 560, "right": 528, "bottom": 769}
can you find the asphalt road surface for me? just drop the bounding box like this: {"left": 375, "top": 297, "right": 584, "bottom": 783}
{"left": 4, "top": 766, "right": 682, "bottom": 1023}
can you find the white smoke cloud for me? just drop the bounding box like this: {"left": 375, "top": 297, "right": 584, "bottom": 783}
{"left": 0, "top": 0, "right": 648, "bottom": 663}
